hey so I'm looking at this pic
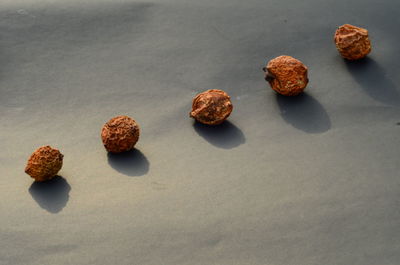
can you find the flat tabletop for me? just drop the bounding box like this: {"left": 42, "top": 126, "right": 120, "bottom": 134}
{"left": 1, "top": 0, "right": 399, "bottom": 264}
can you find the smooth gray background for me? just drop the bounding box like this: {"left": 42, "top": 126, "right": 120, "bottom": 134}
{"left": 1, "top": 0, "right": 399, "bottom": 264}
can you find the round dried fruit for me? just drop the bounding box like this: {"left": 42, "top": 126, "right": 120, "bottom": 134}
{"left": 190, "top": 89, "right": 233, "bottom": 125}
{"left": 263, "top": 55, "right": 308, "bottom": 96}
{"left": 334, "top": 24, "right": 371, "bottom": 60}
{"left": 101, "top": 115, "right": 140, "bottom": 153}
{"left": 25, "top": 146, "right": 64, "bottom": 182}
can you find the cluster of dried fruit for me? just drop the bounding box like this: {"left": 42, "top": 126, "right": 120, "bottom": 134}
{"left": 261, "top": 24, "right": 371, "bottom": 96}
{"left": 25, "top": 116, "right": 141, "bottom": 181}
{"left": 24, "top": 24, "right": 372, "bottom": 182}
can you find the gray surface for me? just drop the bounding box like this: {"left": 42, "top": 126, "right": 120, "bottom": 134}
{"left": 1, "top": 0, "right": 400, "bottom": 264}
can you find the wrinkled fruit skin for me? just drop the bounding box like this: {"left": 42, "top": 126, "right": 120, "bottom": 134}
{"left": 190, "top": 89, "right": 233, "bottom": 125}
{"left": 263, "top": 55, "right": 308, "bottom": 96}
{"left": 25, "top": 146, "right": 64, "bottom": 182}
{"left": 334, "top": 24, "right": 371, "bottom": 60}
{"left": 101, "top": 115, "right": 140, "bottom": 153}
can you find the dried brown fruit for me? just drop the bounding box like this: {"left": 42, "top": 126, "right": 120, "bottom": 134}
{"left": 334, "top": 24, "right": 371, "bottom": 60}
{"left": 25, "top": 146, "right": 64, "bottom": 182}
{"left": 190, "top": 89, "right": 233, "bottom": 125}
{"left": 101, "top": 115, "right": 140, "bottom": 153}
{"left": 263, "top": 55, "right": 308, "bottom": 96}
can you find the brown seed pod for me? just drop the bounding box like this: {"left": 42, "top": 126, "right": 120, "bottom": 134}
{"left": 25, "top": 146, "right": 64, "bottom": 182}
{"left": 334, "top": 24, "right": 371, "bottom": 60}
{"left": 101, "top": 115, "right": 140, "bottom": 153}
{"left": 190, "top": 89, "right": 233, "bottom": 125}
{"left": 263, "top": 55, "right": 308, "bottom": 96}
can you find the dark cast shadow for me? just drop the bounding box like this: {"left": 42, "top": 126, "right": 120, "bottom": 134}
{"left": 29, "top": 176, "right": 71, "bottom": 214}
{"left": 193, "top": 121, "right": 245, "bottom": 149}
{"left": 276, "top": 93, "right": 331, "bottom": 133}
{"left": 344, "top": 57, "right": 400, "bottom": 106}
{"left": 107, "top": 149, "right": 149, "bottom": 177}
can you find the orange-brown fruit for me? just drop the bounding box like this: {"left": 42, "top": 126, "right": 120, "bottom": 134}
{"left": 101, "top": 115, "right": 140, "bottom": 153}
{"left": 190, "top": 89, "right": 233, "bottom": 125}
{"left": 263, "top": 55, "right": 308, "bottom": 96}
{"left": 25, "top": 146, "right": 64, "bottom": 182}
{"left": 334, "top": 24, "right": 371, "bottom": 60}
